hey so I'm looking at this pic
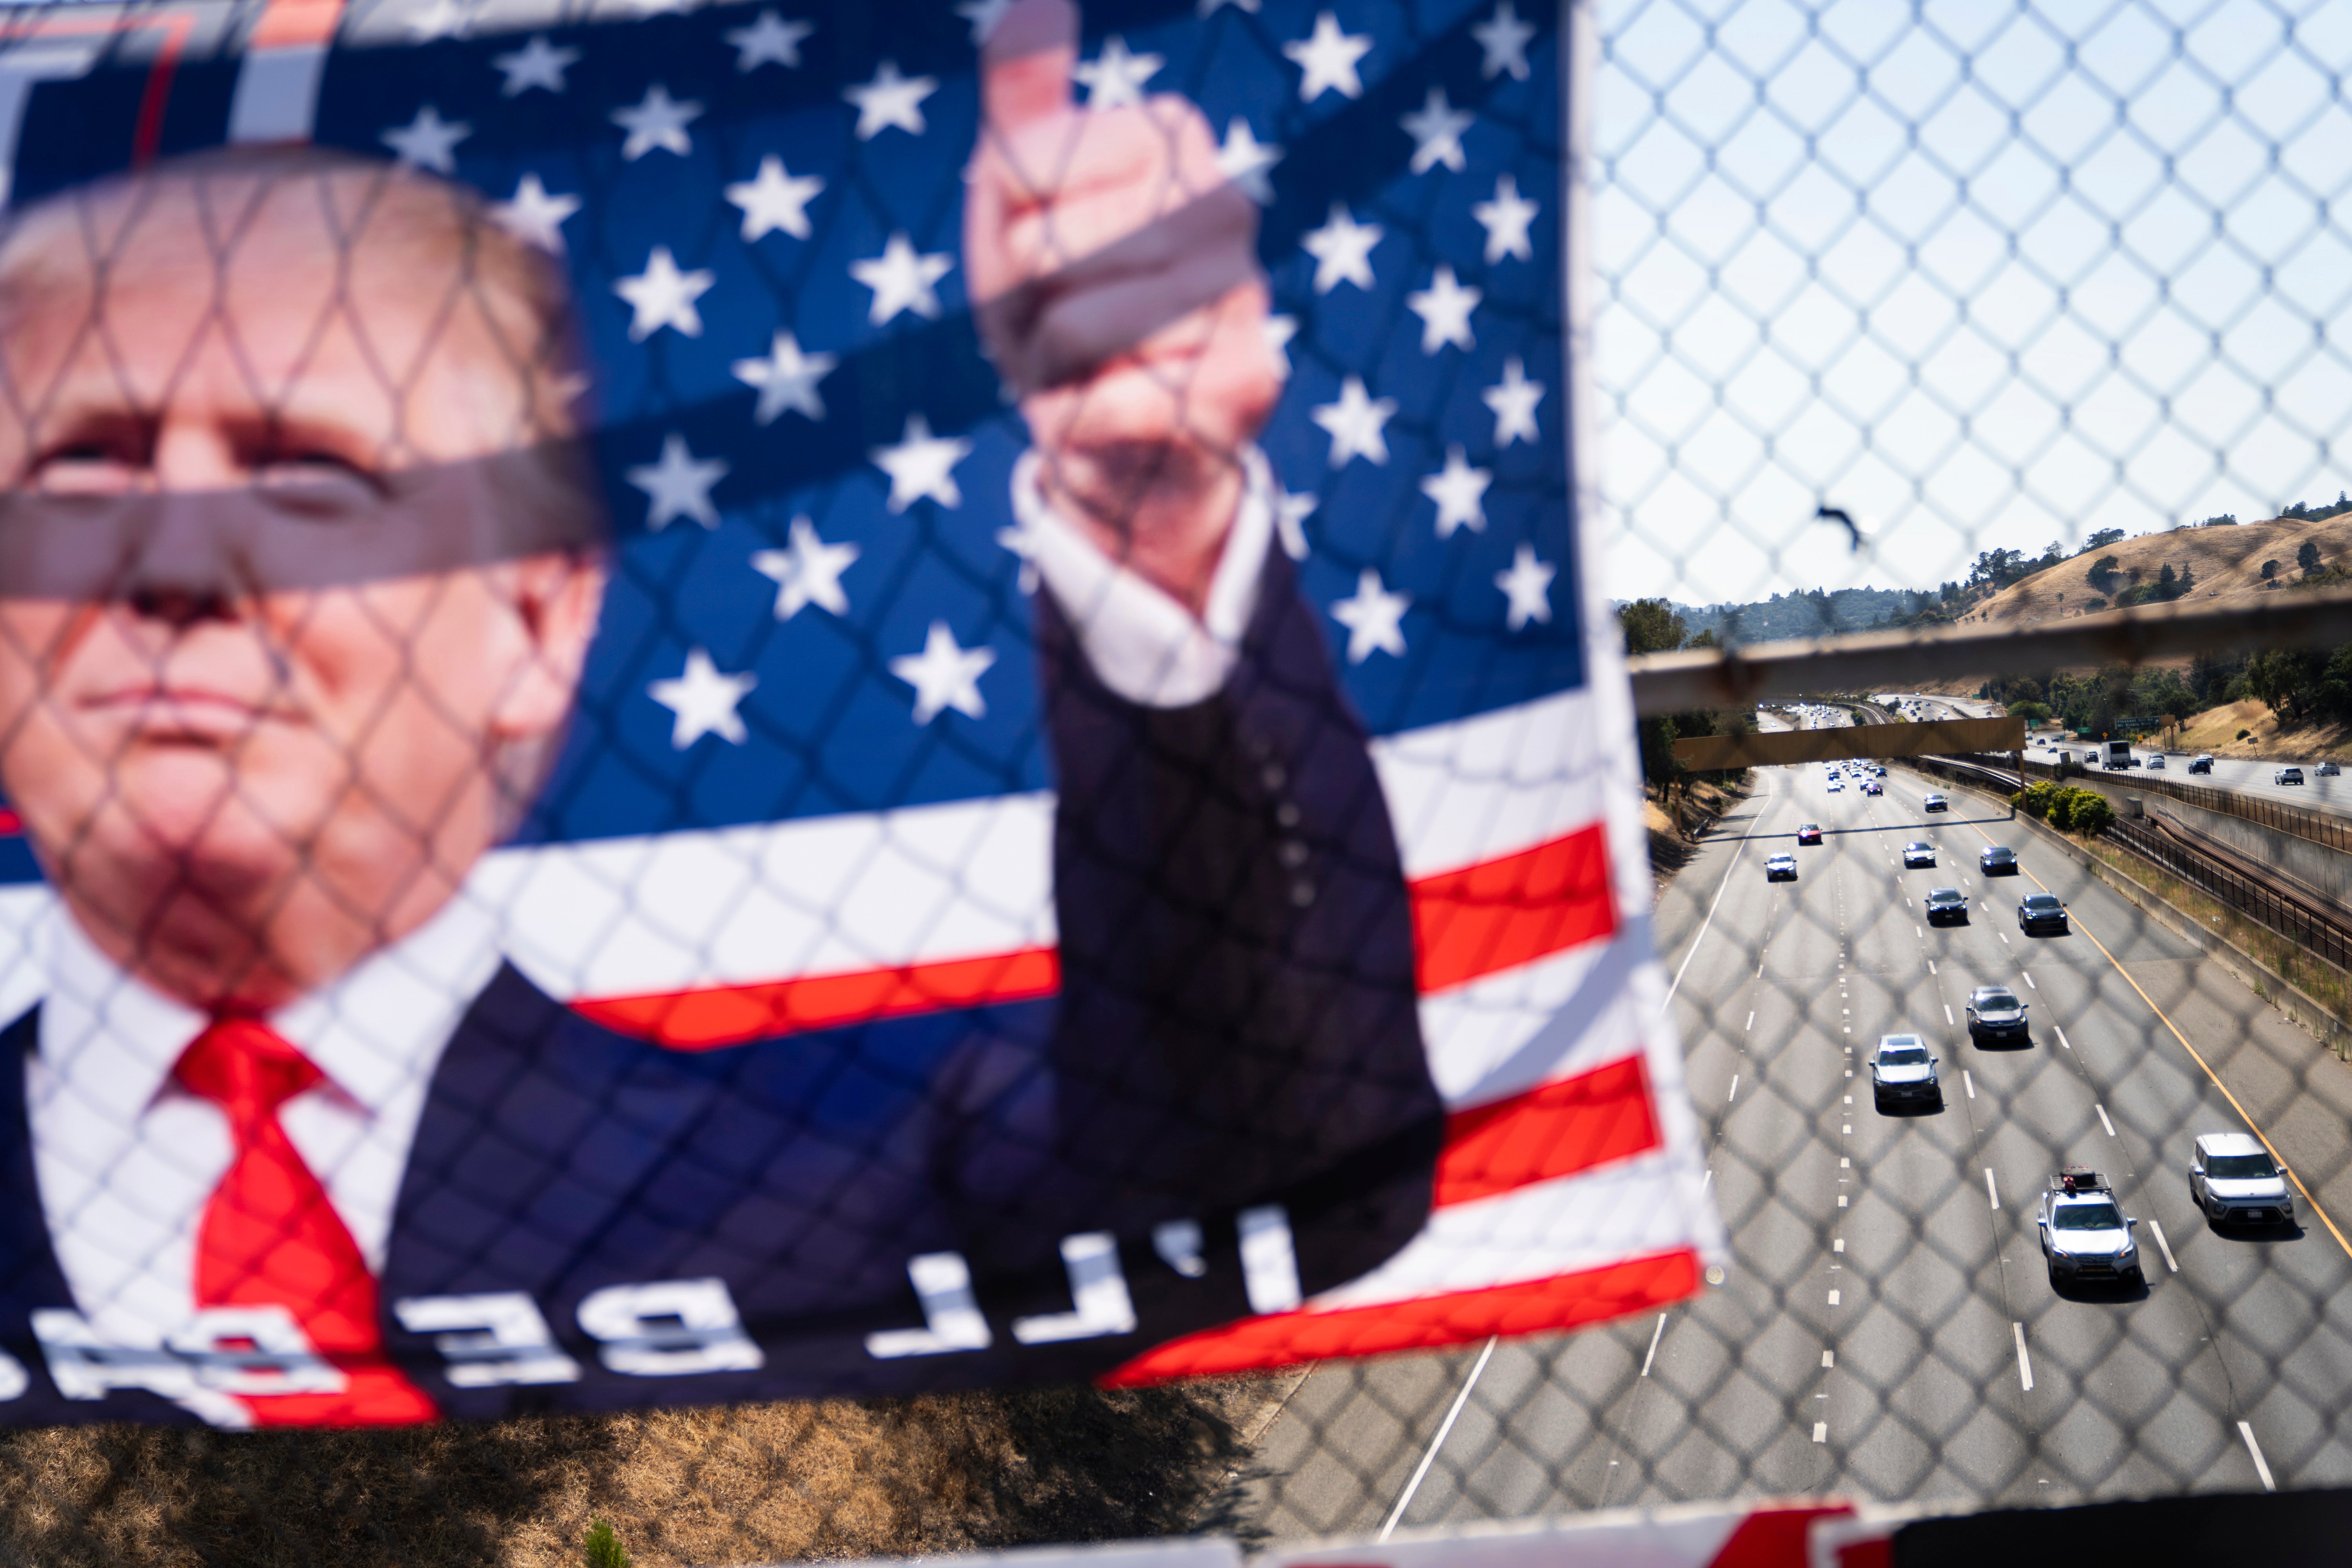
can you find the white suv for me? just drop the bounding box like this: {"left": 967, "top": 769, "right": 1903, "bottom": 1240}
{"left": 2189, "top": 1133, "right": 2295, "bottom": 1228}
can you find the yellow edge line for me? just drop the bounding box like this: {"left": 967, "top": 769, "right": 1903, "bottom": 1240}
{"left": 1941, "top": 772, "right": 2352, "bottom": 1265}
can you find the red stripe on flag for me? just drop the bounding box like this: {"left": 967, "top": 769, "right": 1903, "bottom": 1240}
{"left": 0, "top": 809, "right": 18, "bottom": 837}
{"left": 573, "top": 947, "right": 1062, "bottom": 1047}
{"left": 1412, "top": 822, "right": 1616, "bottom": 993}
{"left": 574, "top": 824, "right": 1616, "bottom": 1048}
{"left": 1099, "top": 1247, "right": 1702, "bottom": 1385}
{"left": 1434, "top": 1055, "right": 1660, "bottom": 1207}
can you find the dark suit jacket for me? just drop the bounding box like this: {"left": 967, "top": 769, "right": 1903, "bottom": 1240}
{"left": 0, "top": 546, "right": 1440, "bottom": 1422}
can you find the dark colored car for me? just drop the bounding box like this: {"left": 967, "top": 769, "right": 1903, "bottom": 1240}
{"left": 1979, "top": 845, "right": 2018, "bottom": 875}
{"left": 1797, "top": 824, "right": 1823, "bottom": 846}
{"left": 1923, "top": 887, "right": 1969, "bottom": 925}
{"left": 2019, "top": 893, "right": 2069, "bottom": 934}
{"left": 2189, "top": 755, "right": 2215, "bottom": 773}
{"left": 1966, "top": 985, "right": 2029, "bottom": 1042}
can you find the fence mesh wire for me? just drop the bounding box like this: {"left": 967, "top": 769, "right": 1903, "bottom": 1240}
{"left": 0, "top": 1, "right": 2347, "bottom": 1565}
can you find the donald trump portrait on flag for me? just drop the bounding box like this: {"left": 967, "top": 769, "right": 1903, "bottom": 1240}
{"left": 0, "top": 0, "right": 1443, "bottom": 1427}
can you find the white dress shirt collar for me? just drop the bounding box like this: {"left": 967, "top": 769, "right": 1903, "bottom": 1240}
{"left": 40, "top": 887, "right": 505, "bottom": 1120}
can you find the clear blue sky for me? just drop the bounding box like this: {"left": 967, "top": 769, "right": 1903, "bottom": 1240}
{"left": 1592, "top": 0, "right": 2352, "bottom": 605}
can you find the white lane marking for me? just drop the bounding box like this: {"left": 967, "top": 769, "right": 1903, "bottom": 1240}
{"left": 1379, "top": 1335, "right": 1498, "bottom": 1540}
{"left": 2239, "top": 1422, "right": 2276, "bottom": 1492}
{"left": 1828, "top": 1290, "right": 1840, "bottom": 1305}
{"left": 1641, "top": 1312, "right": 1668, "bottom": 1376}
{"left": 2097, "top": 1104, "right": 2116, "bottom": 1137}
{"left": 2150, "top": 1219, "right": 2179, "bottom": 1273}
{"left": 1833, "top": 1239, "right": 1845, "bottom": 1253}
{"left": 1963, "top": 1070, "right": 1976, "bottom": 1100}
{"left": 2013, "top": 1323, "right": 2034, "bottom": 1391}
{"left": 1916, "top": 926, "right": 1923, "bottom": 938}
{"left": 2022, "top": 971, "right": 2036, "bottom": 989}
{"left": 2056, "top": 1025, "right": 2072, "bottom": 1051}
{"left": 1821, "top": 1349, "right": 1834, "bottom": 1367}
{"left": 1985, "top": 1168, "right": 2000, "bottom": 1209}
{"left": 1999, "top": 931, "right": 2009, "bottom": 944}
{"left": 1662, "top": 824, "right": 1753, "bottom": 1013}
{"left": 1944, "top": 1004, "right": 1955, "bottom": 1025}
{"left": 1928, "top": 960, "right": 1936, "bottom": 975}
{"left": 1702, "top": 1167, "right": 1714, "bottom": 1190}
{"left": 1746, "top": 1011, "right": 1754, "bottom": 1030}
{"left": 1838, "top": 1196, "right": 1847, "bottom": 1207}
{"left": 1813, "top": 1421, "right": 1828, "bottom": 1443}
{"left": 1840, "top": 1157, "right": 1849, "bottom": 1167}
{"left": 1728, "top": 1076, "right": 1739, "bottom": 1103}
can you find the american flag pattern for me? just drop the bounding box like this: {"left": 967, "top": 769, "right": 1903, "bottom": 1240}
{"left": 0, "top": 0, "right": 1723, "bottom": 1386}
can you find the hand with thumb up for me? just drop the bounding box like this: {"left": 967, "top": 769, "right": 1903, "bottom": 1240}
{"left": 965, "top": 0, "right": 1279, "bottom": 619}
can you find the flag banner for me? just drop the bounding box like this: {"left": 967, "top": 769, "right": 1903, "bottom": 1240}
{"left": 0, "top": 0, "right": 1720, "bottom": 1428}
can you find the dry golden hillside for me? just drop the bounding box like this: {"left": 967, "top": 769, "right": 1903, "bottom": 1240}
{"left": 1948, "top": 512, "right": 2352, "bottom": 630}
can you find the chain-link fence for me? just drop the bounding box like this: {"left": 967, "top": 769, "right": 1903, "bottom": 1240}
{"left": 0, "top": 0, "right": 2347, "bottom": 1564}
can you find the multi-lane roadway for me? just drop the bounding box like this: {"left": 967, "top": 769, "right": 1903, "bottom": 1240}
{"left": 1252, "top": 756, "right": 2352, "bottom": 1539}
{"left": 1881, "top": 691, "right": 2352, "bottom": 817}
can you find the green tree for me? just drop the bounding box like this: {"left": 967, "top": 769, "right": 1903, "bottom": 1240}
{"left": 2007, "top": 699, "right": 2052, "bottom": 724}
{"left": 586, "top": 1521, "right": 632, "bottom": 1568}
{"left": 1617, "top": 599, "right": 1687, "bottom": 655}
{"left": 2155, "top": 563, "right": 2178, "bottom": 600}
{"left": 2087, "top": 554, "right": 2121, "bottom": 590}
{"left": 2262, "top": 559, "right": 2279, "bottom": 580}
{"left": 2299, "top": 540, "right": 2323, "bottom": 573}
{"left": 2064, "top": 789, "right": 2115, "bottom": 836}
{"left": 2080, "top": 527, "right": 2127, "bottom": 554}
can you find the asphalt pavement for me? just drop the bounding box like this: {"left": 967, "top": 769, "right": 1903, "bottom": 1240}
{"left": 1249, "top": 757, "right": 2352, "bottom": 1539}
{"left": 1880, "top": 692, "right": 2352, "bottom": 818}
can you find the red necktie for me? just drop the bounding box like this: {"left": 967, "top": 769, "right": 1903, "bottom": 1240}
{"left": 174, "top": 1017, "right": 437, "bottom": 1426}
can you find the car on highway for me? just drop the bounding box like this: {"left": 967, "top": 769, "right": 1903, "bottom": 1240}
{"left": 2321, "top": 761, "right": 2342, "bottom": 778}
{"left": 2147, "top": 754, "right": 2165, "bottom": 770}
{"left": 1828, "top": 780, "right": 1842, "bottom": 792}
{"left": 1923, "top": 887, "right": 1969, "bottom": 925}
{"left": 2276, "top": 767, "right": 2305, "bottom": 785}
{"left": 1765, "top": 853, "right": 1797, "bottom": 882}
{"left": 1864, "top": 780, "right": 1883, "bottom": 795}
{"left": 2018, "top": 892, "right": 2069, "bottom": 934}
{"left": 1923, "top": 792, "right": 1949, "bottom": 811}
{"left": 1979, "top": 844, "right": 2018, "bottom": 875}
{"left": 2188, "top": 1133, "right": 2295, "bottom": 1228}
{"left": 2036, "top": 1167, "right": 2144, "bottom": 1288}
{"left": 1869, "top": 1034, "right": 1941, "bottom": 1111}
{"left": 1965, "top": 984, "right": 2029, "bottom": 1043}
{"left": 1797, "top": 824, "right": 1823, "bottom": 845}
{"left": 1902, "top": 841, "right": 1936, "bottom": 868}
{"left": 2189, "top": 754, "right": 2215, "bottom": 773}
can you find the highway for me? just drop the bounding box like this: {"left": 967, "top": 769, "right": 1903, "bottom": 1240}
{"left": 1250, "top": 754, "right": 2352, "bottom": 1538}
{"left": 1881, "top": 691, "right": 2352, "bottom": 817}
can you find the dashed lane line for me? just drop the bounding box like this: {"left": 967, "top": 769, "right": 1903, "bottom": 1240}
{"left": 2013, "top": 1323, "right": 2034, "bottom": 1392}
{"left": 2240, "top": 1422, "right": 2276, "bottom": 1492}
{"left": 1641, "top": 1313, "right": 1667, "bottom": 1377}
{"left": 2149, "top": 1219, "right": 2179, "bottom": 1273}
{"left": 1947, "top": 778, "right": 2352, "bottom": 1265}
{"left": 2097, "top": 1104, "right": 2116, "bottom": 1137}
{"left": 1985, "top": 1168, "right": 2000, "bottom": 1209}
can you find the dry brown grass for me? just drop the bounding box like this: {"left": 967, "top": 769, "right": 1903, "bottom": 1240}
{"left": 1957, "top": 513, "right": 2352, "bottom": 632}
{"left": 0, "top": 1379, "right": 1278, "bottom": 1567}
